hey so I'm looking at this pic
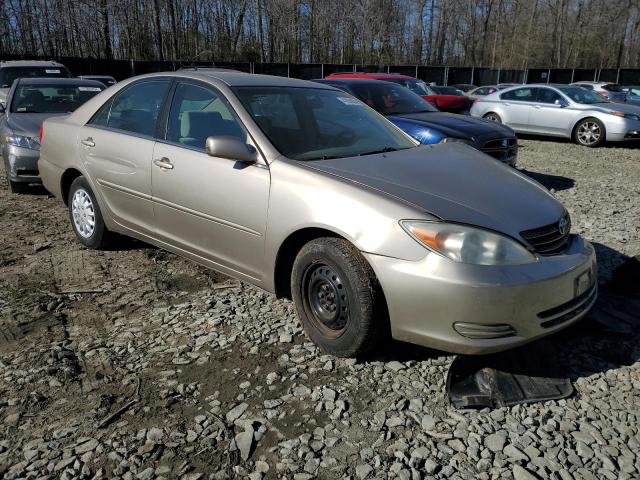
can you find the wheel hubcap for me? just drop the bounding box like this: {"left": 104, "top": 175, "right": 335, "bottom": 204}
{"left": 71, "top": 189, "right": 96, "bottom": 238}
{"left": 577, "top": 122, "right": 601, "bottom": 145}
{"left": 486, "top": 114, "right": 499, "bottom": 122}
{"left": 303, "top": 263, "right": 349, "bottom": 333}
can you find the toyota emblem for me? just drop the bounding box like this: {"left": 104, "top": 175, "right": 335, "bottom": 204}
{"left": 558, "top": 217, "right": 568, "bottom": 235}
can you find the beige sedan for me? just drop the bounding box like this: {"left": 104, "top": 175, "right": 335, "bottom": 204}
{"left": 39, "top": 71, "right": 596, "bottom": 357}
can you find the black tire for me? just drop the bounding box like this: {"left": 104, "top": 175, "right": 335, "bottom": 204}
{"left": 291, "top": 237, "right": 389, "bottom": 357}
{"left": 483, "top": 112, "right": 502, "bottom": 123}
{"left": 573, "top": 117, "right": 606, "bottom": 147}
{"left": 67, "top": 176, "right": 112, "bottom": 249}
{"left": 8, "top": 180, "right": 28, "bottom": 194}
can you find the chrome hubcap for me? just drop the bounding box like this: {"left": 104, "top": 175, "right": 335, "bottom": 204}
{"left": 485, "top": 114, "right": 500, "bottom": 123}
{"left": 577, "top": 122, "right": 601, "bottom": 145}
{"left": 71, "top": 189, "right": 96, "bottom": 238}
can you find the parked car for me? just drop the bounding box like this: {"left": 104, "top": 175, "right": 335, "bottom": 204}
{"left": 450, "top": 84, "right": 477, "bottom": 93}
{"left": 466, "top": 84, "right": 518, "bottom": 100}
{"left": 470, "top": 84, "right": 640, "bottom": 147}
{"left": 314, "top": 78, "right": 517, "bottom": 165}
{"left": 621, "top": 85, "right": 640, "bottom": 105}
{"left": 79, "top": 75, "right": 117, "bottom": 87}
{"left": 1, "top": 77, "right": 104, "bottom": 192}
{"left": 0, "top": 60, "right": 71, "bottom": 108}
{"left": 325, "top": 72, "right": 469, "bottom": 112}
{"left": 39, "top": 71, "right": 596, "bottom": 357}
{"left": 431, "top": 85, "right": 466, "bottom": 96}
{"left": 570, "top": 81, "right": 627, "bottom": 102}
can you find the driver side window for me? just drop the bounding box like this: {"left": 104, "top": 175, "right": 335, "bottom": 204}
{"left": 166, "top": 82, "right": 246, "bottom": 150}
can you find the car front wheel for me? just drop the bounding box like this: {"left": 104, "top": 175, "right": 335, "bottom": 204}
{"left": 68, "top": 176, "right": 112, "bottom": 249}
{"left": 291, "top": 237, "right": 389, "bottom": 358}
{"left": 573, "top": 118, "right": 605, "bottom": 147}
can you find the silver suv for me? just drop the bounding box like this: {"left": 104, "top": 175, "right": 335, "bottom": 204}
{"left": 0, "top": 60, "right": 72, "bottom": 107}
{"left": 570, "top": 81, "right": 627, "bottom": 102}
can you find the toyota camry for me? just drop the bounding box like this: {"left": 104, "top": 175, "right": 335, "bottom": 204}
{"left": 38, "top": 71, "right": 597, "bottom": 357}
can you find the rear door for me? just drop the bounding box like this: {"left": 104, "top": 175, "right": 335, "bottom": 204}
{"left": 78, "top": 79, "right": 170, "bottom": 236}
{"left": 151, "top": 80, "right": 270, "bottom": 280}
{"left": 528, "top": 88, "right": 577, "bottom": 136}
{"left": 498, "top": 87, "right": 536, "bottom": 130}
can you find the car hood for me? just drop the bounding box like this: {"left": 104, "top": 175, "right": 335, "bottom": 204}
{"left": 305, "top": 144, "right": 564, "bottom": 240}
{"left": 389, "top": 112, "right": 514, "bottom": 140}
{"left": 586, "top": 102, "right": 640, "bottom": 115}
{"left": 7, "top": 112, "right": 67, "bottom": 136}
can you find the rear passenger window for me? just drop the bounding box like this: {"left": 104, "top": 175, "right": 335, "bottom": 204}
{"left": 166, "top": 82, "right": 245, "bottom": 150}
{"left": 107, "top": 80, "right": 169, "bottom": 137}
{"left": 89, "top": 100, "right": 112, "bottom": 127}
{"left": 536, "top": 88, "right": 562, "bottom": 104}
{"left": 501, "top": 88, "right": 535, "bottom": 101}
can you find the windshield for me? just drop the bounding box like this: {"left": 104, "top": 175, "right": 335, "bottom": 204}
{"left": 558, "top": 86, "right": 609, "bottom": 104}
{"left": 383, "top": 78, "right": 433, "bottom": 96}
{"left": 0, "top": 66, "right": 71, "bottom": 88}
{"left": 348, "top": 82, "right": 438, "bottom": 115}
{"left": 11, "top": 84, "right": 104, "bottom": 113}
{"left": 233, "top": 86, "right": 416, "bottom": 161}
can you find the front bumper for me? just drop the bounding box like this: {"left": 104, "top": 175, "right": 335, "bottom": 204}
{"left": 2, "top": 144, "right": 41, "bottom": 183}
{"left": 604, "top": 117, "right": 640, "bottom": 142}
{"left": 364, "top": 235, "right": 597, "bottom": 354}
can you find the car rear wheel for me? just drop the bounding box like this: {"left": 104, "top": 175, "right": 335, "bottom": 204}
{"left": 573, "top": 118, "right": 605, "bottom": 147}
{"left": 483, "top": 112, "right": 502, "bottom": 123}
{"left": 68, "top": 176, "right": 112, "bottom": 249}
{"left": 291, "top": 237, "right": 388, "bottom": 358}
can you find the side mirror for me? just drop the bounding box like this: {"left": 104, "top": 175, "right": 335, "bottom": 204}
{"left": 205, "top": 136, "right": 257, "bottom": 163}
{"left": 554, "top": 98, "right": 569, "bottom": 108}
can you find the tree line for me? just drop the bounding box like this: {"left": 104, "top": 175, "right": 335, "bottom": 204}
{"left": 1, "top": 0, "right": 640, "bottom": 69}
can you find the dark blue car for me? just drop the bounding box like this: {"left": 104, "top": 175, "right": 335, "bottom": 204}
{"left": 314, "top": 78, "right": 518, "bottom": 166}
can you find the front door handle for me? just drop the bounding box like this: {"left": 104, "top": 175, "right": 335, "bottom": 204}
{"left": 81, "top": 137, "right": 95, "bottom": 147}
{"left": 153, "top": 157, "right": 174, "bottom": 170}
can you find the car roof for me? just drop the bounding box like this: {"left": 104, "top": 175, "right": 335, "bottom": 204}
{"left": 0, "top": 60, "right": 67, "bottom": 68}
{"left": 139, "top": 70, "right": 336, "bottom": 89}
{"left": 316, "top": 78, "right": 395, "bottom": 86}
{"left": 328, "top": 72, "right": 414, "bottom": 79}
{"left": 16, "top": 77, "right": 105, "bottom": 87}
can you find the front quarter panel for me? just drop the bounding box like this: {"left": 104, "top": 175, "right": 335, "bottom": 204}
{"left": 263, "top": 159, "right": 433, "bottom": 291}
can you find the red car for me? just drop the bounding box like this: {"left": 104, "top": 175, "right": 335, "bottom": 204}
{"left": 325, "top": 72, "right": 470, "bottom": 112}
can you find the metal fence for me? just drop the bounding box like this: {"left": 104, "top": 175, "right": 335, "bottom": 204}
{"left": 3, "top": 54, "right": 640, "bottom": 85}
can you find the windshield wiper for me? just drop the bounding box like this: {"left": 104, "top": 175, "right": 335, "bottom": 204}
{"left": 358, "top": 146, "right": 404, "bottom": 156}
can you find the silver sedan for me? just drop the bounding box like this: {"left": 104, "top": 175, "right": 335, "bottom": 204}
{"left": 470, "top": 84, "right": 640, "bottom": 147}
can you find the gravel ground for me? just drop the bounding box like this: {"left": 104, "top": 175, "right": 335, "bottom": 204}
{"left": 0, "top": 138, "right": 639, "bottom": 480}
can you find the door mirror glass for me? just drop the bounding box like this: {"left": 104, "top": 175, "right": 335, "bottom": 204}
{"left": 206, "top": 136, "right": 257, "bottom": 163}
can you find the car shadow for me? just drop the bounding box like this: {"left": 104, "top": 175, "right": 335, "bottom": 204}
{"left": 365, "top": 242, "right": 640, "bottom": 386}
{"left": 519, "top": 169, "right": 575, "bottom": 191}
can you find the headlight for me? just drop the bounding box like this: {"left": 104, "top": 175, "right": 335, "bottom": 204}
{"left": 439, "top": 137, "right": 475, "bottom": 146}
{"left": 400, "top": 220, "right": 536, "bottom": 266}
{"left": 3, "top": 133, "right": 40, "bottom": 150}
{"left": 610, "top": 111, "right": 640, "bottom": 121}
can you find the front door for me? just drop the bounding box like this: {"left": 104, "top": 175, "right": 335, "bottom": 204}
{"left": 151, "top": 81, "right": 270, "bottom": 281}
{"left": 79, "top": 79, "right": 170, "bottom": 235}
{"left": 528, "top": 88, "right": 577, "bottom": 135}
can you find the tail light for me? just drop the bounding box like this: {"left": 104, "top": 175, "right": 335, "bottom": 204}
{"left": 474, "top": 98, "right": 482, "bottom": 104}
{"left": 597, "top": 91, "right": 609, "bottom": 98}
{"left": 39, "top": 123, "right": 44, "bottom": 143}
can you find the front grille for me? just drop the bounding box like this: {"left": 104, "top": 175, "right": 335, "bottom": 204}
{"left": 520, "top": 213, "right": 571, "bottom": 256}
{"left": 538, "top": 283, "right": 597, "bottom": 329}
{"left": 481, "top": 138, "right": 518, "bottom": 162}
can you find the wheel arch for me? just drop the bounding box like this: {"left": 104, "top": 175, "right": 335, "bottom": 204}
{"left": 60, "top": 168, "right": 84, "bottom": 205}
{"left": 571, "top": 116, "right": 606, "bottom": 141}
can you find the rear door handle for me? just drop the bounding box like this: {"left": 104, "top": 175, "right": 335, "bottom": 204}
{"left": 81, "top": 137, "right": 95, "bottom": 147}
{"left": 153, "top": 157, "right": 174, "bottom": 170}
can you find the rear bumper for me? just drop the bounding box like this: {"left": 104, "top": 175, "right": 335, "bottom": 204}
{"left": 364, "top": 235, "right": 597, "bottom": 354}
{"left": 37, "top": 155, "right": 64, "bottom": 198}
{"left": 2, "top": 144, "right": 41, "bottom": 183}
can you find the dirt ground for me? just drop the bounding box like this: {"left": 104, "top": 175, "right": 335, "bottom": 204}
{"left": 0, "top": 139, "right": 639, "bottom": 480}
